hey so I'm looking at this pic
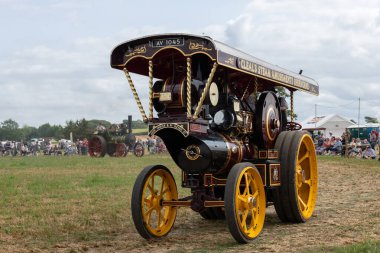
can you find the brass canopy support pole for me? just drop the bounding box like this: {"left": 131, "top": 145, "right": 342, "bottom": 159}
{"left": 122, "top": 68, "right": 148, "bottom": 123}
{"left": 193, "top": 62, "right": 218, "bottom": 119}
{"left": 148, "top": 60, "right": 154, "bottom": 120}
{"left": 186, "top": 57, "right": 192, "bottom": 119}
{"left": 290, "top": 90, "right": 294, "bottom": 122}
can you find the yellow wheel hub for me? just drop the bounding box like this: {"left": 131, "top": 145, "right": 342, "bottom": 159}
{"left": 295, "top": 134, "right": 318, "bottom": 220}
{"left": 141, "top": 169, "right": 177, "bottom": 237}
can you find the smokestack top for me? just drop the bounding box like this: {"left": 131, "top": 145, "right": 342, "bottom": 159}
{"left": 128, "top": 115, "right": 132, "bottom": 134}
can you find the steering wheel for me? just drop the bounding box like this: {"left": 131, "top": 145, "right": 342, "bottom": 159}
{"left": 286, "top": 121, "right": 302, "bottom": 131}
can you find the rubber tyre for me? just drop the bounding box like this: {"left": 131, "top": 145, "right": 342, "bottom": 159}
{"left": 131, "top": 165, "right": 178, "bottom": 239}
{"left": 273, "top": 131, "right": 293, "bottom": 222}
{"left": 273, "top": 131, "right": 318, "bottom": 222}
{"left": 225, "top": 163, "right": 266, "bottom": 243}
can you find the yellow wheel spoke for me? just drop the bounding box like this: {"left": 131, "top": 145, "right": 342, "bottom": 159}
{"left": 151, "top": 175, "right": 155, "bottom": 191}
{"left": 160, "top": 177, "right": 165, "bottom": 194}
{"left": 252, "top": 190, "right": 258, "bottom": 200}
{"left": 244, "top": 173, "right": 250, "bottom": 195}
{"left": 298, "top": 151, "right": 309, "bottom": 164}
{"left": 298, "top": 195, "right": 307, "bottom": 210}
{"left": 297, "top": 176, "right": 303, "bottom": 188}
{"left": 147, "top": 209, "right": 153, "bottom": 226}
{"left": 145, "top": 206, "right": 154, "bottom": 216}
{"left": 249, "top": 174, "right": 257, "bottom": 190}
{"left": 250, "top": 207, "right": 257, "bottom": 221}
{"left": 238, "top": 195, "right": 248, "bottom": 203}
{"left": 147, "top": 184, "right": 154, "bottom": 194}
{"left": 157, "top": 208, "right": 162, "bottom": 227}
{"left": 304, "top": 179, "right": 312, "bottom": 187}
{"left": 161, "top": 186, "right": 170, "bottom": 196}
{"left": 241, "top": 209, "right": 249, "bottom": 231}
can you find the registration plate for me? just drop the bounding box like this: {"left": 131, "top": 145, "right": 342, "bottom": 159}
{"left": 152, "top": 38, "right": 184, "bottom": 47}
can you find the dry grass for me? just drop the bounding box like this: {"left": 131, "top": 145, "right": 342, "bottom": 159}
{"left": 0, "top": 155, "right": 379, "bottom": 252}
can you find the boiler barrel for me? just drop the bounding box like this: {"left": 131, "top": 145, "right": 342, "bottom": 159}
{"left": 156, "top": 130, "right": 245, "bottom": 175}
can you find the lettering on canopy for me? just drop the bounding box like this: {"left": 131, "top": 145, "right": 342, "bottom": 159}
{"left": 237, "top": 58, "right": 315, "bottom": 92}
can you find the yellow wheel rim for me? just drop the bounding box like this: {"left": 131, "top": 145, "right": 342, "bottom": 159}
{"left": 295, "top": 134, "right": 318, "bottom": 220}
{"left": 141, "top": 169, "right": 177, "bottom": 237}
{"left": 235, "top": 167, "right": 266, "bottom": 239}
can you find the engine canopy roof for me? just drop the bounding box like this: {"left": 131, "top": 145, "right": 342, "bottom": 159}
{"left": 111, "top": 33, "right": 319, "bottom": 96}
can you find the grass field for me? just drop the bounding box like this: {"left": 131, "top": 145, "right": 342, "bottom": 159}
{"left": 0, "top": 155, "right": 379, "bottom": 252}
{"left": 132, "top": 128, "right": 148, "bottom": 135}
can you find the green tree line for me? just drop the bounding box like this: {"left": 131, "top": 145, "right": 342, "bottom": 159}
{"left": 0, "top": 118, "right": 147, "bottom": 141}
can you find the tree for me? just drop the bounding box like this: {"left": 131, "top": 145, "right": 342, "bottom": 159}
{"left": 20, "top": 125, "right": 38, "bottom": 140}
{"left": 364, "top": 116, "right": 379, "bottom": 124}
{"left": 1, "top": 119, "right": 19, "bottom": 130}
{"left": 0, "top": 119, "right": 20, "bottom": 140}
{"left": 37, "top": 123, "right": 63, "bottom": 139}
{"left": 275, "top": 86, "right": 290, "bottom": 98}
{"left": 63, "top": 118, "right": 90, "bottom": 140}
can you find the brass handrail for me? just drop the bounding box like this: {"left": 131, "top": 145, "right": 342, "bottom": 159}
{"left": 193, "top": 62, "right": 218, "bottom": 119}
{"left": 123, "top": 68, "right": 148, "bottom": 123}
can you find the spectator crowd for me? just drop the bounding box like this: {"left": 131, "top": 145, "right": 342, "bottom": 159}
{"left": 0, "top": 138, "right": 89, "bottom": 157}
{"left": 314, "top": 129, "right": 379, "bottom": 160}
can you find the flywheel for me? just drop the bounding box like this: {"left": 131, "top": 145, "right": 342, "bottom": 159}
{"left": 255, "top": 91, "right": 282, "bottom": 149}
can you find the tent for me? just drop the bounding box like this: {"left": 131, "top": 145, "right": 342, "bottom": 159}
{"left": 300, "top": 114, "right": 355, "bottom": 138}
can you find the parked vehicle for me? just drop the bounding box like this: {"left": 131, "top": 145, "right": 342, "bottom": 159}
{"left": 88, "top": 115, "right": 144, "bottom": 157}
{"left": 111, "top": 34, "right": 319, "bottom": 243}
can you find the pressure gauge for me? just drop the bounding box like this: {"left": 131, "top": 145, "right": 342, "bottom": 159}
{"left": 209, "top": 82, "right": 219, "bottom": 106}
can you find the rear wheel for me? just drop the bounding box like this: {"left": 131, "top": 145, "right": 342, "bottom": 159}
{"left": 131, "top": 165, "right": 178, "bottom": 239}
{"left": 273, "top": 131, "right": 318, "bottom": 222}
{"left": 88, "top": 136, "right": 106, "bottom": 157}
{"left": 225, "top": 163, "right": 266, "bottom": 243}
{"left": 199, "top": 187, "right": 225, "bottom": 220}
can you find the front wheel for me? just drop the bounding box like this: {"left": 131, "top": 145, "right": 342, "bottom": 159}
{"left": 134, "top": 143, "right": 145, "bottom": 157}
{"left": 131, "top": 165, "right": 178, "bottom": 239}
{"left": 225, "top": 163, "right": 266, "bottom": 243}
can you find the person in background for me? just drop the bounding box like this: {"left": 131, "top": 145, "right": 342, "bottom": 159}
{"left": 323, "top": 138, "right": 331, "bottom": 154}
{"left": 76, "top": 139, "right": 82, "bottom": 155}
{"left": 369, "top": 130, "right": 377, "bottom": 149}
{"left": 362, "top": 139, "right": 370, "bottom": 151}
{"left": 316, "top": 138, "right": 325, "bottom": 155}
{"left": 330, "top": 137, "right": 342, "bottom": 155}
{"left": 82, "top": 138, "right": 88, "bottom": 155}
{"left": 348, "top": 139, "right": 362, "bottom": 157}
{"left": 362, "top": 146, "right": 377, "bottom": 159}
{"left": 96, "top": 122, "right": 106, "bottom": 132}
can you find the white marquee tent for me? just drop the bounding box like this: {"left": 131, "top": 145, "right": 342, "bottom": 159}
{"left": 300, "top": 114, "right": 355, "bottom": 138}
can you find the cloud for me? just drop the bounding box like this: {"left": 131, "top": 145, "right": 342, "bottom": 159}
{"left": 204, "top": 0, "right": 380, "bottom": 122}
{"left": 1, "top": 0, "right": 380, "bottom": 128}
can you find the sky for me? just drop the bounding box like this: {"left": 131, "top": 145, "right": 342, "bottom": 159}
{"left": 1, "top": 0, "right": 380, "bottom": 127}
